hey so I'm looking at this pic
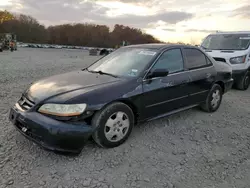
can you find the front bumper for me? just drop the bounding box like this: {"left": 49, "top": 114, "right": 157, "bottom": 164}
{"left": 9, "top": 104, "right": 94, "bottom": 153}
{"left": 224, "top": 78, "right": 234, "bottom": 93}
{"left": 232, "top": 69, "right": 247, "bottom": 83}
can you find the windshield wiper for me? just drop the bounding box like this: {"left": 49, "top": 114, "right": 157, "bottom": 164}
{"left": 200, "top": 46, "right": 212, "bottom": 50}
{"left": 88, "top": 70, "right": 118, "bottom": 78}
{"left": 200, "top": 45, "right": 207, "bottom": 49}
{"left": 82, "top": 67, "right": 90, "bottom": 71}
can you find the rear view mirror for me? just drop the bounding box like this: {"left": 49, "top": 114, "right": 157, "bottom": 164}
{"left": 147, "top": 69, "right": 169, "bottom": 79}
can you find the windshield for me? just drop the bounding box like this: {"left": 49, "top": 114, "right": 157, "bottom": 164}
{"left": 201, "top": 34, "right": 250, "bottom": 50}
{"left": 87, "top": 47, "right": 158, "bottom": 77}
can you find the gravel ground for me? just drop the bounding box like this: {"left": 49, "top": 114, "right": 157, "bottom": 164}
{"left": 0, "top": 48, "right": 250, "bottom": 188}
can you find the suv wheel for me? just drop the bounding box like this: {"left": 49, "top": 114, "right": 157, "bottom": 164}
{"left": 236, "top": 72, "right": 250, "bottom": 90}
{"left": 92, "top": 102, "right": 134, "bottom": 148}
{"left": 200, "top": 84, "right": 223, "bottom": 112}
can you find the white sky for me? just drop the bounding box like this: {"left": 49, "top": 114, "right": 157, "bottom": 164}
{"left": 1, "top": 0, "right": 250, "bottom": 44}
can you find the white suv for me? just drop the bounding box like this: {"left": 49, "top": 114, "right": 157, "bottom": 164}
{"left": 201, "top": 31, "right": 250, "bottom": 90}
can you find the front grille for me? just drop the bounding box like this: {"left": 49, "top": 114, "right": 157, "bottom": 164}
{"left": 18, "top": 96, "right": 35, "bottom": 111}
{"left": 213, "top": 57, "right": 226, "bottom": 63}
{"left": 220, "top": 50, "right": 234, "bottom": 53}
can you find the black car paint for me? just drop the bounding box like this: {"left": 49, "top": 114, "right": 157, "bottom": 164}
{"left": 9, "top": 44, "right": 234, "bottom": 153}
{"left": 24, "top": 70, "right": 122, "bottom": 103}
{"left": 10, "top": 108, "right": 92, "bottom": 152}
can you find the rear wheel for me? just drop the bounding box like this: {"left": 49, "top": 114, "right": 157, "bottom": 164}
{"left": 92, "top": 102, "right": 134, "bottom": 148}
{"left": 236, "top": 72, "right": 250, "bottom": 90}
{"left": 200, "top": 84, "right": 223, "bottom": 112}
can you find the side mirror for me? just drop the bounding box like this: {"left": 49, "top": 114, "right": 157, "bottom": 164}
{"left": 147, "top": 69, "right": 169, "bottom": 79}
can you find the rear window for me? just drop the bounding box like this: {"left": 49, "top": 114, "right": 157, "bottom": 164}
{"left": 184, "top": 48, "right": 208, "bottom": 69}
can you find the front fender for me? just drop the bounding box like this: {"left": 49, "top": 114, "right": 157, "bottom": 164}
{"left": 45, "top": 79, "right": 143, "bottom": 113}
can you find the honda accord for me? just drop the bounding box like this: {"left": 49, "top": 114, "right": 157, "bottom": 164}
{"left": 9, "top": 44, "right": 233, "bottom": 153}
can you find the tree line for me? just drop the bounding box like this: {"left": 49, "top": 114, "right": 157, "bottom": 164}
{"left": 0, "top": 10, "right": 162, "bottom": 48}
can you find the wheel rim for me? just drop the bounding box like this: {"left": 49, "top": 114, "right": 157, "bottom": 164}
{"left": 104, "top": 111, "right": 130, "bottom": 142}
{"left": 211, "top": 89, "right": 221, "bottom": 108}
{"left": 244, "top": 75, "right": 250, "bottom": 88}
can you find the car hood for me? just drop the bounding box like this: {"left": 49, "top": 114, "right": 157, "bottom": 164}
{"left": 205, "top": 52, "right": 232, "bottom": 73}
{"left": 24, "top": 70, "right": 121, "bottom": 102}
{"left": 205, "top": 50, "right": 248, "bottom": 60}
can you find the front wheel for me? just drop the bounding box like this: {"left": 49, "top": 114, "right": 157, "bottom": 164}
{"left": 92, "top": 102, "right": 134, "bottom": 148}
{"left": 200, "top": 84, "right": 223, "bottom": 112}
{"left": 236, "top": 72, "right": 250, "bottom": 90}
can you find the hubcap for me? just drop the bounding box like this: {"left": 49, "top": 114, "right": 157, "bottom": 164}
{"left": 211, "top": 89, "right": 221, "bottom": 108}
{"left": 104, "top": 111, "right": 130, "bottom": 142}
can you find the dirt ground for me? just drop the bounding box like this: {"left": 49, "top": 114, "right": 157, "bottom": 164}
{"left": 0, "top": 48, "right": 250, "bottom": 188}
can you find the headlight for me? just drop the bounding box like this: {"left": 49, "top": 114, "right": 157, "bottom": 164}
{"left": 229, "top": 55, "right": 247, "bottom": 64}
{"left": 38, "top": 103, "right": 87, "bottom": 117}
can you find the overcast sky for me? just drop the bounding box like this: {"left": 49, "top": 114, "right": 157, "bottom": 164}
{"left": 1, "top": 0, "right": 250, "bottom": 43}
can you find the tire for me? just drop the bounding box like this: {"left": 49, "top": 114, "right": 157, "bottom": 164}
{"left": 235, "top": 72, "right": 250, "bottom": 90}
{"left": 200, "top": 84, "right": 223, "bottom": 112}
{"left": 92, "top": 102, "right": 134, "bottom": 148}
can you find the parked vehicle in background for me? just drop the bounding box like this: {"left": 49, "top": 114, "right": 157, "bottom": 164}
{"left": 10, "top": 40, "right": 15, "bottom": 52}
{"left": 9, "top": 44, "right": 233, "bottom": 153}
{"left": 89, "top": 48, "right": 98, "bottom": 55}
{"left": 99, "top": 48, "right": 109, "bottom": 55}
{"left": 201, "top": 31, "right": 250, "bottom": 90}
{"left": 0, "top": 40, "right": 3, "bottom": 52}
{"left": 99, "top": 48, "right": 114, "bottom": 56}
{"left": 0, "top": 33, "right": 17, "bottom": 52}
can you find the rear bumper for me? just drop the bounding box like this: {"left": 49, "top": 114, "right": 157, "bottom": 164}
{"left": 9, "top": 104, "right": 94, "bottom": 153}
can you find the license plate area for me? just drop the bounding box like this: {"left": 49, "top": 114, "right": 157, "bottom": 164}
{"left": 15, "top": 120, "right": 42, "bottom": 141}
{"left": 9, "top": 108, "right": 18, "bottom": 124}
{"left": 9, "top": 108, "right": 29, "bottom": 134}
{"left": 16, "top": 120, "right": 29, "bottom": 133}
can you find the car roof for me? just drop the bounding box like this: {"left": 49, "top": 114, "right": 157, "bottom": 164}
{"left": 210, "top": 31, "right": 250, "bottom": 35}
{"left": 124, "top": 43, "right": 197, "bottom": 50}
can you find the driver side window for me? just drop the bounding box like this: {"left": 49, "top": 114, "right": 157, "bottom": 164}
{"left": 151, "top": 48, "right": 184, "bottom": 74}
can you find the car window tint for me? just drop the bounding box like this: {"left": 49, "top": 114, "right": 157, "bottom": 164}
{"left": 151, "top": 49, "right": 184, "bottom": 74}
{"left": 184, "top": 48, "right": 207, "bottom": 69}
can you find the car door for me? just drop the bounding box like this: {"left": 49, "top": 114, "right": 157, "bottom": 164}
{"left": 183, "top": 48, "right": 216, "bottom": 104}
{"left": 141, "top": 48, "right": 191, "bottom": 120}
